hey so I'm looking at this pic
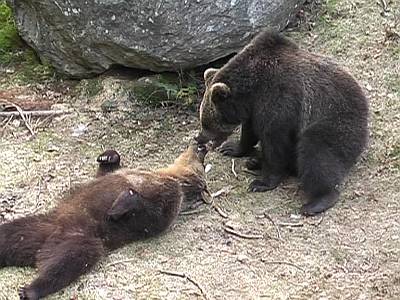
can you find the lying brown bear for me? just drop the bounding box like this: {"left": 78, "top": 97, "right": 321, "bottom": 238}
{"left": 196, "top": 30, "right": 369, "bottom": 216}
{"left": 0, "top": 145, "right": 208, "bottom": 299}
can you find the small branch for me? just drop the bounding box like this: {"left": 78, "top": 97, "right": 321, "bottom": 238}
{"left": 0, "top": 110, "right": 69, "bottom": 118}
{"left": 1, "top": 101, "right": 35, "bottom": 136}
{"left": 264, "top": 214, "right": 282, "bottom": 240}
{"left": 378, "top": 0, "right": 388, "bottom": 12}
{"left": 0, "top": 115, "right": 13, "bottom": 135}
{"left": 260, "top": 259, "right": 305, "bottom": 273}
{"left": 231, "top": 159, "right": 238, "bottom": 179}
{"left": 224, "top": 226, "right": 263, "bottom": 240}
{"left": 211, "top": 186, "right": 231, "bottom": 198}
{"left": 180, "top": 208, "right": 207, "bottom": 215}
{"left": 307, "top": 216, "right": 324, "bottom": 227}
{"left": 214, "top": 204, "right": 228, "bottom": 218}
{"left": 159, "top": 270, "right": 208, "bottom": 300}
{"left": 105, "top": 258, "right": 137, "bottom": 268}
{"left": 0, "top": 115, "right": 12, "bottom": 126}
{"left": 277, "top": 222, "right": 304, "bottom": 227}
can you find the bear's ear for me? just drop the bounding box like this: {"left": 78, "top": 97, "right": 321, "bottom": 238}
{"left": 204, "top": 68, "right": 219, "bottom": 86}
{"left": 210, "top": 83, "right": 231, "bottom": 102}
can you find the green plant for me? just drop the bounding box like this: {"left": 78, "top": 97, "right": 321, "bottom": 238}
{"left": 176, "top": 83, "right": 198, "bottom": 108}
{"left": 130, "top": 74, "right": 199, "bottom": 110}
{"left": 0, "top": 0, "right": 21, "bottom": 63}
{"left": 0, "top": 1, "right": 56, "bottom": 84}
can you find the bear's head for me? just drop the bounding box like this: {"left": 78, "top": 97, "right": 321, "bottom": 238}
{"left": 196, "top": 68, "right": 240, "bottom": 148}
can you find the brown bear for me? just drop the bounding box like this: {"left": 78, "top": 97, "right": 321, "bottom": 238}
{"left": 0, "top": 145, "right": 208, "bottom": 300}
{"left": 196, "top": 30, "right": 369, "bottom": 216}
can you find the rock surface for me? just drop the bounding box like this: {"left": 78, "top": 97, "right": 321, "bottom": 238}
{"left": 8, "top": 0, "right": 304, "bottom": 78}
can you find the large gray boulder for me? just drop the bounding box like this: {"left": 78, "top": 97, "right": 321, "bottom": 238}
{"left": 8, "top": 0, "right": 304, "bottom": 78}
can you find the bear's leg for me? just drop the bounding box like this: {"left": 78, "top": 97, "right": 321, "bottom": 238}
{"left": 0, "top": 215, "right": 49, "bottom": 268}
{"left": 297, "top": 134, "right": 346, "bottom": 216}
{"left": 248, "top": 133, "right": 295, "bottom": 192}
{"left": 96, "top": 149, "right": 121, "bottom": 177}
{"left": 19, "top": 234, "right": 104, "bottom": 300}
{"left": 219, "top": 121, "right": 258, "bottom": 157}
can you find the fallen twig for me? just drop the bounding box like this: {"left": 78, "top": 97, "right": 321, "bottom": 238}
{"left": 0, "top": 116, "right": 13, "bottom": 135}
{"left": 0, "top": 110, "right": 69, "bottom": 118}
{"left": 224, "top": 226, "right": 263, "bottom": 240}
{"left": 214, "top": 204, "right": 228, "bottom": 218}
{"left": 0, "top": 115, "right": 12, "bottom": 126}
{"left": 159, "top": 270, "right": 208, "bottom": 300}
{"left": 264, "top": 213, "right": 282, "bottom": 240}
{"left": 211, "top": 186, "right": 231, "bottom": 198}
{"left": 1, "top": 101, "right": 35, "bottom": 136}
{"left": 277, "top": 222, "right": 304, "bottom": 227}
{"left": 306, "top": 216, "right": 324, "bottom": 227}
{"left": 378, "top": 0, "right": 389, "bottom": 12}
{"left": 231, "top": 159, "right": 238, "bottom": 179}
{"left": 260, "top": 259, "right": 305, "bottom": 273}
{"left": 105, "top": 258, "right": 137, "bottom": 268}
{"left": 180, "top": 208, "right": 207, "bottom": 215}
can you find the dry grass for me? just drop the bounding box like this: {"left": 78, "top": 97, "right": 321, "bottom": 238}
{"left": 0, "top": 0, "right": 399, "bottom": 299}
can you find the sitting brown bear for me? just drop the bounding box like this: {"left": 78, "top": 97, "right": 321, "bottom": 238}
{"left": 0, "top": 145, "right": 208, "bottom": 300}
{"left": 196, "top": 30, "right": 369, "bottom": 216}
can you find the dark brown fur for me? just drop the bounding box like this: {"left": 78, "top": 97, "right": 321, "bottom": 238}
{"left": 196, "top": 30, "right": 369, "bottom": 216}
{"left": 0, "top": 145, "right": 208, "bottom": 299}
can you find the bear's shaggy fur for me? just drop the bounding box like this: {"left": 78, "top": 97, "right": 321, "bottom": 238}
{"left": 196, "top": 30, "right": 369, "bottom": 215}
{"left": 0, "top": 145, "right": 208, "bottom": 300}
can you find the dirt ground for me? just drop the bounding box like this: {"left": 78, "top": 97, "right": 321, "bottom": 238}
{"left": 0, "top": 0, "right": 399, "bottom": 299}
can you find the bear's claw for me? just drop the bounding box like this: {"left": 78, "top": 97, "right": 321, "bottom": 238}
{"left": 245, "top": 157, "right": 261, "bottom": 170}
{"left": 300, "top": 192, "right": 339, "bottom": 216}
{"left": 248, "top": 178, "right": 280, "bottom": 192}
{"left": 218, "top": 141, "right": 245, "bottom": 157}
{"left": 18, "top": 287, "right": 38, "bottom": 300}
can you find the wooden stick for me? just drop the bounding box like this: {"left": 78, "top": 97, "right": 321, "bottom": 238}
{"left": 0, "top": 116, "right": 13, "bottom": 134}
{"left": 260, "top": 259, "right": 305, "bottom": 272}
{"left": 277, "top": 222, "right": 304, "bottom": 227}
{"left": 224, "top": 226, "right": 263, "bottom": 240}
{"left": 0, "top": 110, "right": 68, "bottom": 118}
{"left": 307, "top": 216, "right": 324, "bottom": 227}
{"left": 159, "top": 270, "right": 209, "bottom": 300}
{"left": 231, "top": 159, "right": 238, "bottom": 178}
{"left": 264, "top": 214, "right": 282, "bottom": 240}
{"left": 179, "top": 208, "right": 207, "bottom": 215}
{"left": 105, "top": 258, "right": 137, "bottom": 268}
{"left": 214, "top": 204, "right": 228, "bottom": 218}
{"left": 211, "top": 186, "right": 231, "bottom": 198}
{"left": 1, "top": 102, "right": 35, "bottom": 135}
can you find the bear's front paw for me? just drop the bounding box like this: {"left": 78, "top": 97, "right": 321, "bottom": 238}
{"left": 248, "top": 176, "right": 282, "bottom": 192}
{"left": 19, "top": 287, "right": 38, "bottom": 300}
{"left": 97, "top": 150, "right": 121, "bottom": 165}
{"left": 245, "top": 157, "right": 261, "bottom": 170}
{"left": 300, "top": 192, "right": 339, "bottom": 216}
{"left": 218, "top": 141, "right": 244, "bottom": 157}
